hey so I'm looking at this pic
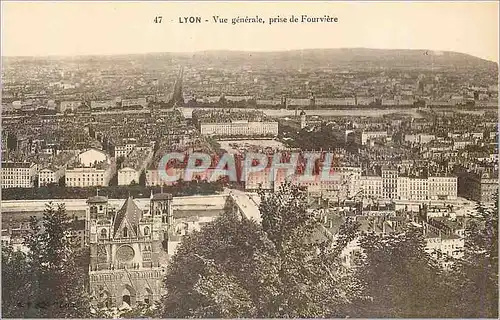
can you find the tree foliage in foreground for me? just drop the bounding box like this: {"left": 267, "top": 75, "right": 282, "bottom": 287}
{"left": 352, "top": 197, "right": 499, "bottom": 318}
{"left": 162, "top": 183, "right": 360, "bottom": 318}
{"left": 445, "top": 199, "right": 499, "bottom": 318}
{"left": 2, "top": 203, "right": 91, "bottom": 318}
{"left": 352, "top": 226, "right": 455, "bottom": 318}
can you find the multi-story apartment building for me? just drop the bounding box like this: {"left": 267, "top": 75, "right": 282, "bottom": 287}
{"left": 359, "top": 175, "right": 384, "bottom": 199}
{"left": 118, "top": 148, "right": 154, "bottom": 186}
{"left": 382, "top": 166, "right": 398, "bottom": 200}
{"left": 112, "top": 138, "right": 141, "bottom": 158}
{"left": 398, "top": 177, "right": 428, "bottom": 201}
{"left": 359, "top": 172, "right": 458, "bottom": 201}
{"left": 66, "top": 166, "right": 114, "bottom": 187}
{"left": 1, "top": 162, "right": 37, "bottom": 188}
{"left": 428, "top": 176, "right": 458, "bottom": 200}
{"left": 458, "top": 170, "right": 498, "bottom": 204}
{"left": 38, "top": 167, "right": 62, "bottom": 186}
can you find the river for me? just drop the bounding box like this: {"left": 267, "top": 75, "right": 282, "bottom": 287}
{"left": 180, "top": 107, "right": 427, "bottom": 119}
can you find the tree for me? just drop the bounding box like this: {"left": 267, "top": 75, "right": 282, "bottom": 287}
{"left": 18, "top": 202, "right": 92, "bottom": 318}
{"left": 258, "top": 183, "right": 360, "bottom": 317}
{"left": 161, "top": 183, "right": 360, "bottom": 318}
{"left": 1, "top": 246, "right": 33, "bottom": 318}
{"left": 162, "top": 209, "right": 272, "bottom": 317}
{"left": 446, "top": 197, "right": 499, "bottom": 318}
{"left": 353, "top": 226, "right": 452, "bottom": 318}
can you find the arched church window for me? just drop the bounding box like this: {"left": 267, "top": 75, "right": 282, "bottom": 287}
{"left": 123, "top": 227, "right": 128, "bottom": 238}
{"left": 143, "top": 226, "right": 150, "bottom": 236}
{"left": 100, "top": 228, "right": 107, "bottom": 239}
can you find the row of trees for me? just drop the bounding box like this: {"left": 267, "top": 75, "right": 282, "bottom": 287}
{"left": 1, "top": 179, "right": 225, "bottom": 200}
{"left": 2, "top": 184, "right": 498, "bottom": 318}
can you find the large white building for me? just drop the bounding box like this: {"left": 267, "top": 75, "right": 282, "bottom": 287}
{"left": 200, "top": 120, "right": 279, "bottom": 137}
{"left": 1, "top": 162, "right": 37, "bottom": 188}
{"left": 65, "top": 149, "right": 115, "bottom": 187}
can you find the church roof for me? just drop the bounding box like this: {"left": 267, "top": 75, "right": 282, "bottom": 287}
{"left": 113, "top": 197, "right": 142, "bottom": 237}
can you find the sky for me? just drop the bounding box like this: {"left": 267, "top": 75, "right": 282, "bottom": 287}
{"left": 2, "top": 1, "right": 499, "bottom": 63}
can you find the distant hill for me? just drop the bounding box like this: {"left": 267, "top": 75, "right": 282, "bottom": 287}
{"left": 4, "top": 48, "right": 498, "bottom": 71}
{"left": 179, "top": 48, "right": 498, "bottom": 71}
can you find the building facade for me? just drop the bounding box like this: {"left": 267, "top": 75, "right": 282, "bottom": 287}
{"left": 1, "top": 162, "right": 37, "bottom": 188}
{"left": 66, "top": 166, "right": 114, "bottom": 187}
{"left": 200, "top": 121, "right": 279, "bottom": 137}
{"left": 86, "top": 193, "right": 173, "bottom": 308}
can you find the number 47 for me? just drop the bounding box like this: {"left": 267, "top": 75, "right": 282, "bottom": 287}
{"left": 154, "top": 16, "right": 162, "bottom": 23}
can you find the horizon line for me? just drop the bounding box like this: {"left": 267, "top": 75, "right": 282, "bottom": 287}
{"left": 3, "top": 47, "right": 498, "bottom": 64}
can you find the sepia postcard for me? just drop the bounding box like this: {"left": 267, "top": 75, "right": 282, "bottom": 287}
{"left": 1, "top": 1, "right": 499, "bottom": 318}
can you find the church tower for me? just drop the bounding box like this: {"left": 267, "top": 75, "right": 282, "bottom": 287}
{"left": 300, "top": 110, "right": 307, "bottom": 129}
{"left": 150, "top": 191, "right": 174, "bottom": 254}
{"left": 86, "top": 191, "right": 172, "bottom": 309}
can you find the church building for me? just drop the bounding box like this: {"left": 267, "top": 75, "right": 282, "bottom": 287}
{"left": 85, "top": 191, "right": 173, "bottom": 308}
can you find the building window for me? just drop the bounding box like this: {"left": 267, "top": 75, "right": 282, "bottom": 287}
{"left": 123, "top": 227, "right": 128, "bottom": 238}
{"left": 144, "top": 226, "right": 150, "bottom": 236}
{"left": 100, "top": 229, "right": 107, "bottom": 239}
